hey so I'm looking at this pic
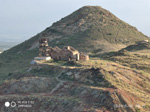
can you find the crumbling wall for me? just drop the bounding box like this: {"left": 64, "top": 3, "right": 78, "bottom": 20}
{"left": 79, "top": 52, "right": 89, "bottom": 61}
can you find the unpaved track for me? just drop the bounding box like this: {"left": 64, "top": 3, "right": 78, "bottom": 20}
{"left": 50, "top": 70, "right": 66, "bottom": 94}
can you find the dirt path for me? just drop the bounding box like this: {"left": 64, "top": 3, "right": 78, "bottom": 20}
{"left": 50, "top": 70, "right": 66, "bottom": 94}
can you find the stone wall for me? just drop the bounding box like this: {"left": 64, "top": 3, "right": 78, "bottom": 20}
{"left": 79, "top": 53, "right": 89, "bottom": 61}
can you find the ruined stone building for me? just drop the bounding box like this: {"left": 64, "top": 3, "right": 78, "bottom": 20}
{"left": 39, "top": 38, "right": 89, "bottom": 61}
{"left": 39, "top": 38, "right": 50, "bottom": 57}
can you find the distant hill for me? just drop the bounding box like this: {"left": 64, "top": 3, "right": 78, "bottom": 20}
{"left": 0, "top": 49, "right": 2, "bottom": 53}
{"left": 102, "top": 41, "right": 150, "bottom": 73}
{"left": 0, "top": 5, "right": 149, "bottom": 76}
{"left": 0, "top": 41, "right": 20, "bottom": 51}
{"left": 121, "top": 40, "right": 150, "bottom": 51}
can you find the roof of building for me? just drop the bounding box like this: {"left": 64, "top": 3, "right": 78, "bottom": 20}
{"left": 51, "top": 46, "right": 61, "bottom": 53}
{"left": 63, "top": 46, "right": 79, "bottom": 54}
{"left": 80, "top": 52, "right": 89, "bottom": 56}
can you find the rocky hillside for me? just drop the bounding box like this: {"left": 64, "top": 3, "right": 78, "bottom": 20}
{"left": 102, "top": 41, "right": 150, "bottom": 73}
{"left": 0, "top": 59, "right": 150, "bottom": 112}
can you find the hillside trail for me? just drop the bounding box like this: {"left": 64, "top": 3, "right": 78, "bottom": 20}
{"left": 50, "top": 70, "right": 66, "bottom": 94}
{"left": 0, "top": 69, "right": 67, "bottom": 97}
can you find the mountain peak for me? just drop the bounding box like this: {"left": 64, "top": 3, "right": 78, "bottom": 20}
{"left": 77, "top": 5, "right": 114, "bottom": 17}
{"left": 4, "top": 6, "right": 149, "bottom": 53}
{"left": 53, "top": 5, "right": 113, "bottom": 26}
{"left": 78, "top": 5, "right": 104, "bottom": 12}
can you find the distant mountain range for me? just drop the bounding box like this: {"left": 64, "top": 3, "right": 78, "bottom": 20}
{"left": 0, "top": 39, "right": 24, "bottom": 50}
{"left": 0, "top": 49, "right": 2, "bottom": 53}
{"left": 0, "top": 41, "right": 17, "bottom": 50}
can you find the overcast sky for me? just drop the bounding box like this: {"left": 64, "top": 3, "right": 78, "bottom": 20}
{"left": 0, "top": 0, "right": 150, "bottom": 42}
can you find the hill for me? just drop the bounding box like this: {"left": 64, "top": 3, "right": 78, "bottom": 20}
{"left": 8, "top": 6, "right": 148, "bottom": 53}
{"left": 0, "top": 6, "right": 150, "bottom": 112}
{"left": 0, "top": 6, "right": 149, "bottom": 77}
{"left": 0, "top": 58, "right": 150, "bottom": 112}
{"left": 102, "top": 41, "right": 150, "bottom": 73}
{"left": 122, "top": 40, "right": 150, "bottom": 51}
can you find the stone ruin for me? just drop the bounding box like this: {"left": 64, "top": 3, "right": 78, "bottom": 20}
{"left": 38, "top": 38, "right": 89, "bottom": 61}
{"left": 39, "top": 37, "right": 50, "bottom": 57}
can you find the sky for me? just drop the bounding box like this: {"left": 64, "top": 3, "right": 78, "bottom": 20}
{"left": 0, "top": 0, "right": 150, "bottom": 43}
